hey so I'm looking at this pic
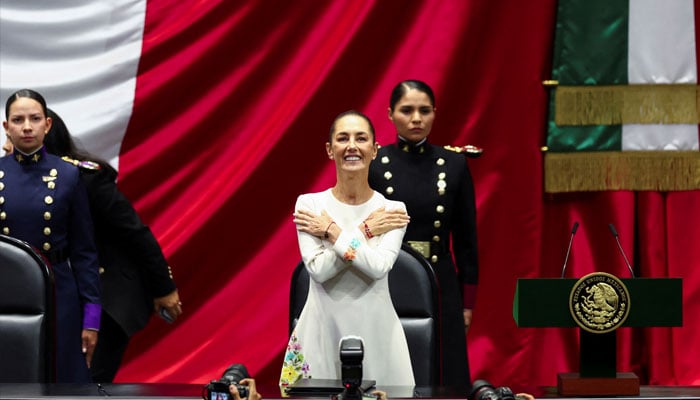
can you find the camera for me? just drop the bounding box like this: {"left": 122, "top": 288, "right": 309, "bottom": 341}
{"left": 202, "top": 363, "right": 250, "bottom": 400}
{"left": 469, "top": 379, "right": 515, "bottom": 400}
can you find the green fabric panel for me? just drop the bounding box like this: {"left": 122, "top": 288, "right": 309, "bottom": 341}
{"left": 547, "top": 0, "right": 628, "bottom": 152}
{"left": 546, "top": 94, "right": 622, "bottom": 151}
{"left": 551, "top": 0, "right": 629, "bottom": 85}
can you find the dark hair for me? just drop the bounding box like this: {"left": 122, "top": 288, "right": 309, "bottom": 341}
{"left": 389, "top": 80, "right": 435, "bottom": 111}
{"left": 43, "top": 108, "right": 117, "bottom": 176}
{"left": 5, "top": 89, "right": 48, "bottom": 120}
{"left": 328, "top": 110, "right": 375, "bottom": 143}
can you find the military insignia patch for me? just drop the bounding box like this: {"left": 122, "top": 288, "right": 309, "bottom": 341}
{"left": 61, "top": 156, "right": 101, "bottom": 170}
{"left": 444, "top": 144, "right": 483, "bottom": 158}
{"left": 569, "top": 272, "right": 630, "bottom": 334}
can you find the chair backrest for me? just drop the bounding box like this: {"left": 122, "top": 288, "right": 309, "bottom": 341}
{"left": 288, "top": 244, "right": 440, "bottom": 386}
{"left": 0, "top": 234, "right": 55, "bottom": 383}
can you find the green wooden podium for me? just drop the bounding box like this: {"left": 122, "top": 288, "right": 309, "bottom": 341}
{"left": 514, "top": 277, "right": 682, "bottom": 396}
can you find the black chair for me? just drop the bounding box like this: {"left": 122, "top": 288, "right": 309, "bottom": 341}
{"left": 288, "top": 244, "right": 440, "bottom": 386}
{"left": 0, "top": 234, "right": 55, "bottom": 383}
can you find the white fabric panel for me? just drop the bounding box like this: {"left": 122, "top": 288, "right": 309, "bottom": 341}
{"left": 0, "top": 0, "right": 147, "bottom": 170}
{"left": 624, "top": 0, "right": 699, "bottom": 150}
{"left": 628, "top": 0, "right": 697, "bottom": 83}
{"left": 621, "top": 124, "right": 699, "bottom": 150}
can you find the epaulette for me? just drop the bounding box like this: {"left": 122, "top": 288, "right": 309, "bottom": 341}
{"left": 444, "top": 144, "right": 483, "bottom": 158}
{"left": 61, "top": 156, "right": 102, "bottom": 170}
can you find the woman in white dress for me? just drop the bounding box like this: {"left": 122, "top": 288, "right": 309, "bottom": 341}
{"left": 280, "top": 110, "right": 415, "bottom": 387}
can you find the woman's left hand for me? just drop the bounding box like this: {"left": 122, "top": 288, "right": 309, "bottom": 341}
{"left": 363, "top": 207, "right": 410, "bottom": 236}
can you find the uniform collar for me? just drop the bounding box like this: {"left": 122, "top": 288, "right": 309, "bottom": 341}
{"left": 397, "top": 136, "right": 428, "bottom": 154}
{"left": 13, "top": 146, "right": 46, "bottom": 165}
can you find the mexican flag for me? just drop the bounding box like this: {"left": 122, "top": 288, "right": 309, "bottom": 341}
{"left": 0, "top": 1, "right": 145, "bottom": 170}
{"left": 545, "top": 0, "right": 700, "bottom": 192}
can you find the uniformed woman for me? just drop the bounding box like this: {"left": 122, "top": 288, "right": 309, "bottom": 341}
{"left": 368, "top": 80, "right": 479, "bottom": 387}
{"left": 1, "top": 89, "right": 101, "bottom": 383}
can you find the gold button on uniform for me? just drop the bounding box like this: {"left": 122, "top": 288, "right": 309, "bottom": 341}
{"left": 384, "top": 171, "right": 393, "bottom": 180}
{"left": 43, "top": 242, "right": 51, "bottom": 251}
{"left": 436, "top": 205, "right": 445, "bottom": 213}
{"left": 0, "top": 211, "right": 5, "bottom": 220}
{"left": 47, "top": 181, "right": 56, "bottom": 190}
{"left": 44, "top": 212, "right": 52, "bottom": 220}
{"left": 2, "top": 227, "right": 9, "bottom": 235}
{"left": 49, "top": 169, "right": 58, "bottom": 177}
{"left": 44, "top": 196, "right": 54, "bottom": 205}
{"left": 434, "top": 220, "right": 441, "bottom": 228}
{"left": 431, "top": 255, "right": 438, "bottom": 263}
{"left": 43, "top": 227, "right": 51, "bottom": 236}
{"left": 386, "top": 186, "right": 394, "bottom": 195}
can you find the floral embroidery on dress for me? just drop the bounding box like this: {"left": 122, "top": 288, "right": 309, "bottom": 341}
{"left": 343, "top": 238, "right": 361, "bottom": 263}
{"left": 280, "top": 331, "right": 311, "bottom": 385}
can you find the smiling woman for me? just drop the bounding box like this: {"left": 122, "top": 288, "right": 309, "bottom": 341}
{"left": 326, "top": 111, "right": 377, "bottom": 181}
{"left": 279, "top": 110, "right": 414, "bottom": 387}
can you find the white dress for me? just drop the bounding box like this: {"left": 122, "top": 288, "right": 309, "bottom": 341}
{"left": 280, "top": 189, "right": 415, "bottom": 387}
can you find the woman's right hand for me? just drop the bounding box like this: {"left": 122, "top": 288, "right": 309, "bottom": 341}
{"left": 362, "top": 207, "right": 410, "bottom": 237}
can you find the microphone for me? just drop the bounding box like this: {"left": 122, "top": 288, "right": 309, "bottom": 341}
{"left": 560, "top": 221, "right": 579, "bottom": 278}
{"left": 608, "top": 223, "right": 635, "bottom": 278}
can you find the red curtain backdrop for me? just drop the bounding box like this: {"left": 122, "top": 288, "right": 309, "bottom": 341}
{"left": 112, "top": 0, "right": 700, "bottom": 389}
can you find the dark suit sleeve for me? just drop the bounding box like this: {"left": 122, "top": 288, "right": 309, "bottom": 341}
{"left": 451, "top": 157, "right": 478, "bottom": 306}
{"left": 67, "top": 175, "right": 102, "bottom": 329}
{"left": 84, "top": 169, "right": 176, "bottom": 298}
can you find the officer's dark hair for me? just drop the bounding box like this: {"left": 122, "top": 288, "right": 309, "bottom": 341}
{"left": 43, "top": 108, "right": 117, "bottom": 177}
{"left": 5, "top": 88, "right": 48, "bottom": 120}
{"left": 328, "top": 110, "right": 375, "bottom": 143}
{"left": 389, "top": 80, "right": 436, "bottom": 112}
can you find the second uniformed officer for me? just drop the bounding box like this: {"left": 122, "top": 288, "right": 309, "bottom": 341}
{"left": 369, "top": 80, "right": 479, "bottom": 387}
{"left": 1, "top": 89, "right": 101, "bottom": 383}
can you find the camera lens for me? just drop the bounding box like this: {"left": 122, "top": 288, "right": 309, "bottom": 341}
{"left": 222, "top": 364, "right": 250, "bottom": 383}
{"left": 469, "top": 380, "right": 499, "bottom": 400}
{"left": 495, "top": 386, "right": 515, "bottom": 400}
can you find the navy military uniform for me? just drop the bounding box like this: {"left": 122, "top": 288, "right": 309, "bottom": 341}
{"left": 369, "top": 138, "right": 478, "bottom": 387}
{"left": 62, "top": 158, "right": 177, "bottom": 382}
{"left": 0, "top": 147, "right": 101, "bottom": 383}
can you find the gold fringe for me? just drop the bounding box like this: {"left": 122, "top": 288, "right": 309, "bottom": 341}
{"left": 544, "top": 151, "right": 700, "bottom": 192}
{"left": 554, "top": 84, "right": 700, "bottom": 126}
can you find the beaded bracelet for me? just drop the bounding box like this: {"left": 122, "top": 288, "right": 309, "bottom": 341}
{"left": 324, "top": 221, "right": 337, "bottom": 239}
{"left": 363, "top": 221, "right": 374, "bottom": 238}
